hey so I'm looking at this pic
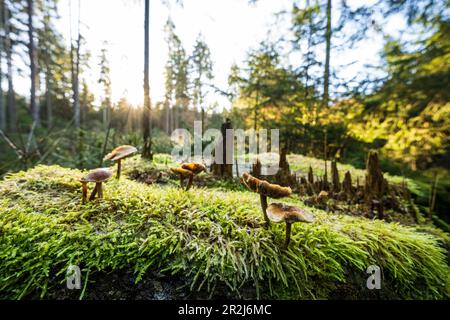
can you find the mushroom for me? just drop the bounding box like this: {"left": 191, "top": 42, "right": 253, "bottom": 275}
{"left": 242, "top": 172, "right": 292, "bottom": 226}
{"left": 181, "top": 163, "right": 206, "bottom": 190}
{"left": 170, "top": 167, "right": 193, "bottom": 189}
{"left": 80, "top": 168, "right": 112, "bottom": 202}
{"left": 266, "top": 203, "right": 314, "bottom": 248}
{"left": 103, "top": 145, "right": 137, "bottom": 179}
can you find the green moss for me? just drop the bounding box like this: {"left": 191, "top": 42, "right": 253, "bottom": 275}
{"left": 0, "top": 165, "right": 449, "bottom": 299}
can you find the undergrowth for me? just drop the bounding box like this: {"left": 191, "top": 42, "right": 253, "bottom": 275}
{"left": 0, "top": 165, "right": 449, "bottom": 299}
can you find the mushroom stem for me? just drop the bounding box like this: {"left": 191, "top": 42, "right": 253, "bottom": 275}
{"left": 97, "top": 182, "right": 103, "bottom": 199}
{"left": 82, "top": 182, "right": 88, "bottom": 204}
{"left": 260, "top": 194, "right": 270, "bottom": 227}
{"left": 89, "top": 184, "right": 98, "bottom": 200}
{"left": 186, "top": 173, "right": 194, "bottom": 191}
{"left": 116, "top": 159, "right": 122, "bottom": 179}
{"left": 179, "top": 174, "right": 184, "bottom": 188}
{"left": 284, "top": 222, "right": 292, "bottom": 249}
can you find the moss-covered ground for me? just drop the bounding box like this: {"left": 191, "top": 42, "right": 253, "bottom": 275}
{"left": 0, "top": 157, "right": 449, "bottom": 299}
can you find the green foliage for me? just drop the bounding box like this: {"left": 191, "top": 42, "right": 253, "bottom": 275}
{"left": 0, "top": 164, "right": 449, "bottom": 299}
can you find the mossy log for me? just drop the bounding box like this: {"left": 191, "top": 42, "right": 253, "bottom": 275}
{"left": 1, "top": 164, "right": 449, "bottom": 300}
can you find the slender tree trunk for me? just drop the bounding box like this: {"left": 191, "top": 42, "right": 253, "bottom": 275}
{"left": 305, "top": 0, "right": 316, "bottom": 124}
{"left": 165, "top": 101, "right": 170, "bottom": 134}
{"left": 73, "top": 30, "right": 80, "bottom": 129}
{"left": 81, "top": 81, "right": 87, "bottom": 127}
{"left": 323, "top": 0, "right": 332, "bottom": 110}
{"left": 45, "top": 69, "right": 52, "bottom": 128}
{"left": 142, "top": 0, "right": 152, "bottom": 159}
{"left": 70, "top": 0, "right": 81, "bottom": 130}
{"left": 5, "top": 3, "right": 16, "bottom": 132}
{"left": 201, "top": 107, "right": 205, "bottom": 134}
{"left": 0, "top": 0, "right": 5, "bottom": 131}
{"left": 27, "top": 0, "right": 39, "bottom": 126}
{"left": 43, "top": 9, "right": 52, "bottom": 129}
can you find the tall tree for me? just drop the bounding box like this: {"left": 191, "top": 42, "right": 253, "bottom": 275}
{"left": 98, "top": 43, "right": 111, "bottom": 129}
{"left": 142, "top": 0, "right": 152, "bottom": 159}
{"left": 0, "top": 0, "right": 5, "bottom": 131}
{"left": 5, "top": 0, "right": 16, "bottom": 132}
{"left": 70, "top": 0, "right": 81, "bottom": 130}
{"left": 190, "top": 33, "right": 213, "bottom": 133}
{"left": 322, "top": 0, "right": 331, "bottom": 110}
{"left": 163, "top": 18, "right": 176, "bottom": 134}
{"left": 163, "top": 60, "right": 174, "bottom": 134}
{"left": 163, "top": 17, "right": 189, "bottom": 130}
{"left": 37, "top": 0, "right": 70, "bottom": 129}
{"left": 27, "top": 0, "right": 39, "bottom": 126}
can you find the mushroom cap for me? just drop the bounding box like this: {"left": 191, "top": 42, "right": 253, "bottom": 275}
{"left": 103, "top": 145, "right": 137, "bottom": 161}
{"left": 266, "top": 203, "right": 314, "bottom": 224}
{"left": 170, "top": 167, "right": 193, "bottom": 177}
{"left": 181, "top": 162, "right": 206, "bottom": 175}
{"left": 80, "top": 168, "right": 113, "bottom": 183}
{"left": 242, "top": 172, "right": 292, "bottom": 199}
{"left": 318, "top": 190, "right": 329, "bottom": 197}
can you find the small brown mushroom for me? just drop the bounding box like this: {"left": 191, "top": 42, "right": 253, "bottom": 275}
{"left": 242, "top": 172, "right": 292, "bottom": 226}
{"left": 104, "top": 145, "right": 137, "bottom": 179}
{"left": 80, "top": 168, "right": 112, "bottom": 202}
{"left": 266, "top": 203, "right": 314, "bottom": 248}
{"left": 170, "top": 167, "right": 193, "bottom": 189}
{"left": 181, "top": 163, "right": 206, "bottom": 190}
{"left": 181, "top": 162, "right": 206, "bottom": 175}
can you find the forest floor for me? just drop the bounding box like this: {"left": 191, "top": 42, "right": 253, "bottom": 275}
{"left": 0, "top": 155, "right": 449, "bottom": 300}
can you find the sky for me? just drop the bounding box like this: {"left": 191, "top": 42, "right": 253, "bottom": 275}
{"left": 56, "top": 0, "right": 294, "bottom": 109}
{"left": 13, "top": 0, "right": 407, "bottom": 111}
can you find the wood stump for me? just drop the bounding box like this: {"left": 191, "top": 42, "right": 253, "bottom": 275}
{"left": 364, "top": 150, "right": 387, "bottom": 218}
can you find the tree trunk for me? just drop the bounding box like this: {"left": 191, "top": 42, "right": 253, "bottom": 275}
{"left": 331, "top": 160, "right": 340, "bottom": 192}
{"left": 142, "top": 0, "right": 152, "bottom": 159}
{"left": 73, "top": 32, "right": 81, "bottom": 130}
{"left": 201, "top": 107, "right": 205, "bottom": 134}
{"left": 323, "top": 0, "right": 332, "bottom": 110}
{"left": 342, "top": 171, "right": 353, "bottom": 201}
{"left": 5, "top": 3, "right": 16, "bottom": 132}
{"left": 81, "top": 81, "right": 87, "bottom": 127}
{"left": 27, "top": 0, "right": 39, "bottom": 126}
{"left": 165, "top": 102, "right": 170, "bottom": 134}
{"left": 323, "top": 129, "right": 329, "bottom": 190}
{"left": 364, "top": 151, "right": 387, "bottom": 211}
{"left": 0, "top": 0, "right": 4, "bottom": 131}
{"left": 70, "top": 0, "right": 81, "bottom": 131}
{"left": 45, "top": 68, "right": 52, "bottom": 129}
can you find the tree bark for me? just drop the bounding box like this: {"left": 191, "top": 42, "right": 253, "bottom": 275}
{"left": 70, "top": 0, "right": 81, "bottom": 130}
{"left": 5, "top": 3, "right": 16, "bottom": 132}
{"left": 323, "top": 0, "right": 332, "bottom": 110}
{"left": 0, "top": 0, "right": 5, "bottom": 131}
{"left": 331, "top": 160, "right": 340, "bottom": 192}
{"left": 45, "top": 67, "right": 52, "bottom": 128}
{"left": 81, "top": 82, "right": 87, "bottom": 127}
{"left": 142, "top": 0, "right": 152, "bottom": 159}
{"left": 73, "top": 31, "right": 81, "bottom": 129}
{"left": 27, "top": 0, "right": 39, "bottom": 126}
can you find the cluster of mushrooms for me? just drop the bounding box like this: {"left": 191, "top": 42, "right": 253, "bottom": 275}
{"left": 79, "top": 145, "right": 137, "bottom": 204}
{"left": 242, "top": 172, "right": 314, "bottom": 248}
{"left": 170, "top": 163, "right": 206, "bottom": 190}
{"left": 78, "top": 147, "right": 313, "bottom": 249}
